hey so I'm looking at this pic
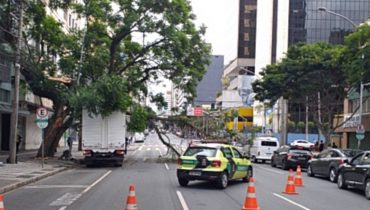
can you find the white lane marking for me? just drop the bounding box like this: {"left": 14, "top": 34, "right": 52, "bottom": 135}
{"left": 176, "top": 190, "right": 189, "bottom": 210}
{"left": 51, "top": 171, "right": 111, "bottom": 207}
{"left": 138, "top": 146, "right": 143, "bottom": 151}
{"left": 82, "top": 170, "right": 112, "bottom": 193}
{"left": 143, "top": 157, "right": 147, "bottom": 162}
{"left": 147, "top": 148, "right": 151, "bottom": 151}
{"left": 164, "top": 163, "right": 169, "bottom": 170}
{"left": 50, "top": 192, "right": 81, "bottom": 206}
{"left": 273, "top": 193, "right": 312, "bottom": 210}
{"left": 24, "top": 185, "right": 88, "bottom": 189}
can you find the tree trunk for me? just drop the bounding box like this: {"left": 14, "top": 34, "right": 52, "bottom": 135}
{"left": 36, "top": 105, "right": 73, "bottom": 157}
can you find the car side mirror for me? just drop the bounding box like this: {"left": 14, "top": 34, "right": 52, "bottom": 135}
{"left": 343, "top": 159, "right": 349, "bottom": 164}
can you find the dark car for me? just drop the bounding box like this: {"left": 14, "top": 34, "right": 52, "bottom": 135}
{"left": 271, "top": 145, "right": 313, "bottom": 170}
{"left": 337, "top": 151, "right": 370, "bottom": 200}
{"left": 307, "top": 148, "right": 362, "bottom": 182}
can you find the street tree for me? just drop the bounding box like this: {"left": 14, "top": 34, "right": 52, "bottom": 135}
{"left": 253, "top": 43, "right": 347, "bottom": 144}
{"left": 342, "top": 24, "right": 370, "bottom": 86}
{"left": 1, "top": 0, "right": 210, "bottom": 157}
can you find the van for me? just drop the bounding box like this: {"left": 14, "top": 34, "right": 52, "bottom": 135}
{"left": 249, "top": 137, "right": 280, "bottom": 163}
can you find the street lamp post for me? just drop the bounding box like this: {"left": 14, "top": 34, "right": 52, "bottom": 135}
{"left": 318, "top": 7, "right": 368, "bottom": 148}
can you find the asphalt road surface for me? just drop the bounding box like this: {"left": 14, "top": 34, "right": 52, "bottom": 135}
{"left": 3, "top": 133, "right": 370, "bottom": 210}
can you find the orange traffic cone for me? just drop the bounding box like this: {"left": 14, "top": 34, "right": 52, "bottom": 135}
{"left": 0, "top": 194, "right": 5, "bottom": 210}
{"left": 283, "top": 169, "right": 298, "bottom": 195}
{"left": 294, "top": 165, "right": 304, "bottom": 187}
{"left": 242, "top": 177, "right": 260, "bottom": 210}
{"left": 125, "top": 184, "right": 138, "bottom": 210}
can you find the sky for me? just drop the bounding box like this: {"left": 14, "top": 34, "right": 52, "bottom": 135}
{"left": 190, "top": 0, "right": 239, "bottom": 65}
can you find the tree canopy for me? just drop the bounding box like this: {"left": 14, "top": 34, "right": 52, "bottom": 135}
{"left": 253, "top": 43, "right": 347, "bottom": 142}
{"left": 1, "top": 0, "right": 211, "bottom": 156}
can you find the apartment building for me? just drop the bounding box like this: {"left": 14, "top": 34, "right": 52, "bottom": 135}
{"left": 255, "top": 0, "right": 370, "bottom": 148}
{"left": 0, "top": 1, "right": 85, "bottom": 151}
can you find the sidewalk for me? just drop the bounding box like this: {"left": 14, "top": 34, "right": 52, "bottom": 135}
{"left": 0, "top": 146, "right": 83, "bottom": 194}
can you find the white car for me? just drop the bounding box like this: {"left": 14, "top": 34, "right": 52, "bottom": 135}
{"left": 133, "top": 132, "right": 145, "bottom": 143}
{"left": 290, "top": 140, "right": 314, "bottom": 148}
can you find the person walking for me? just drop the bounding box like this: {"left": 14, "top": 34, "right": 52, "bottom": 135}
{"left": 332, "top": 142, "right": 338, "bottom": 148}
{"left": 67, "top": 129, "right": 76, "bottom": 159}
{"left": 319, "top": 140, "right": 324, "bottom": 152}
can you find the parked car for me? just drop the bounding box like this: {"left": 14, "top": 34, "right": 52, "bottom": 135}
{"left": 307, "top": 148, "right": 362, "bottom": 182}
{"left": 290, "top": 139, "right": 315, "bottom": 149}
{"left": 271, "top": 145, "right": 313, "bottom": 170}
{"left": 337, "top": 151, "right": 370, "bottom": 200}
{"left": 177, "top": 143, "right": 253, "bottom": 189}
{"left": 133, "top": 132, "right": 145, "bottom": 143}
{"left": 249, "top": 137, "right": 280, "bottom": 163}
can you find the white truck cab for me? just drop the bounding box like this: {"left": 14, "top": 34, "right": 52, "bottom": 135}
{"left": 249, "top": 137, "right": 279, "bottom": 163}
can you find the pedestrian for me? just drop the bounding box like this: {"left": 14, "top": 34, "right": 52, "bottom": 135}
{"left": 16, "top": 134, "right": 22, "bottom": 153}
{"left": 332, "top": 142, "right": 338, "bottom": 148}
{"left": 314, "top": 141, "right": 319, "bottom": 151}
{"left": 125, "top": 137, "right": 129, "bottom": 154}
{"left": 67, "top": 130, "right": 75, "bottom": 159}
{"left": 319, "top": 140, "right": 324, "bottom": 152}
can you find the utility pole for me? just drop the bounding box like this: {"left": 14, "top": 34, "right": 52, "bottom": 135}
{"left": 9, "top": 0, "right": 23, "bottom": 164}
{"left": 305, "top": 96, "right": 309, "bottom": 140}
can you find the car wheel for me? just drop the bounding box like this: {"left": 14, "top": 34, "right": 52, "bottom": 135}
{"left": 271, "top": 157, "right": 276, "bottom": 167}
{"left": 365, "top": 179, "right": 370, "bottom": 200}
{"left": 243, "top": 167, "right": 253, "bottom": 182}
{"left": 337, "top": 172, "right": 347, "bottom": 189}
{"left": 217, "top": 172, "right": 228, "bottom": 189}
{"left": 178, "top": 177, "right": 189, "bottom": 187}
{"left": 329, "top": 168, "right": 337, "bottom": 182}
{"left": 307, "top": 165, "right": 314, "bottom": 177}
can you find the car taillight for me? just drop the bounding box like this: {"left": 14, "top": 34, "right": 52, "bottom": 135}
{"left": 339, "top": 159, "right": 345, "bottom": 164}
{"left": 177, "top": 158, "right": 182, "bottom": 165}
{"left": 115, "top": 150, "right": 125, "bottom": 156}
{"left": 83, "top": 150, "right": 92, "bottom": 157}
{"left": 287, "top": 154, "right": 292, "bottom": 160}
{"left": 211, "top": 160, "right": 221, "bottom": 167}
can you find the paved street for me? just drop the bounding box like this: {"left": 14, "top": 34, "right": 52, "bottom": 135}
{"left": 0, "top": 133, "right": 369, "bottom": 210}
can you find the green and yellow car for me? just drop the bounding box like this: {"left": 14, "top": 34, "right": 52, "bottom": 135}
{"left": 177, "top": 143, "right": 253, "bottom": 189}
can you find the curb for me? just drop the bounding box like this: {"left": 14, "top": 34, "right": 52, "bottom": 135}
{"left": 0, "top": 167, "right": 68, "bottom": 194}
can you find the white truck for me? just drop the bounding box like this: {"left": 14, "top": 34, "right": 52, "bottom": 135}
{"left": 82, "top": 110, "right": 126, "bottom": 167}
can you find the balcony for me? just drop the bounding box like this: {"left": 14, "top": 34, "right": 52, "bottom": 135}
{"left": 223, "top": 58, "right": 255, "bottom": 77}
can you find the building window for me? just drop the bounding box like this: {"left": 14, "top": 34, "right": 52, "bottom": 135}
{"left": 244, "top": 19, "right": 250, "bottom": 27}
{"left": 244, "top": 47, "right": 250, "bottom": 56}
{"left": 0, "top": 89, "right": 10, "bottom": 103}
{"left": 244, "top": 33, "right": 250, "bottom": 41}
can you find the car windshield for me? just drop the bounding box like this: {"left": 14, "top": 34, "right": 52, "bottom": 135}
{"left": 341, "top": 149, "right": 362, "bottom": 157}
{"left": 184, "top": 147, "right": 217, "bottom": 157}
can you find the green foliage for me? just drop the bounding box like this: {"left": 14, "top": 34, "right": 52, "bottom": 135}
{"left": 343, "top": 24, "right": 370, "bottom": 85}
{"left": 127, "top": 105, "right": 149, "bottom": 132}
{"left": 287, "top": 120, "right": 296, "bottom": 132}
{"left": 253, "top": 43, "right": 346, "bottom": 105}
{"left": 297, "top": 121, "right": 305, "bottom": 132}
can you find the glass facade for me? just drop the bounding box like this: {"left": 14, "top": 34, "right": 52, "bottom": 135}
{"left": 289, "top": 0, "right": 370, "bottom": 45}
{"left": 237, "top": 0, "right": 257, "bottom": 58}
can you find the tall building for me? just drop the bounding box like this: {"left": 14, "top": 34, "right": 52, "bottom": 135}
{"left": 195, "top": 55, "right": 224, "bottom": 108}
{"left": 220, "top": 0, "right": 257, "bottom": 110}
{"left": 255, "top": 0, "right": 370, "bottom": 148}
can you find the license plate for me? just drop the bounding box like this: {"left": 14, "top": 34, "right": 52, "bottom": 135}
{"left": 189, "top": 171, "right": 201, "bottom": 176}
{"left": 298, "top": 157, "right": 306, "bottom": 160}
